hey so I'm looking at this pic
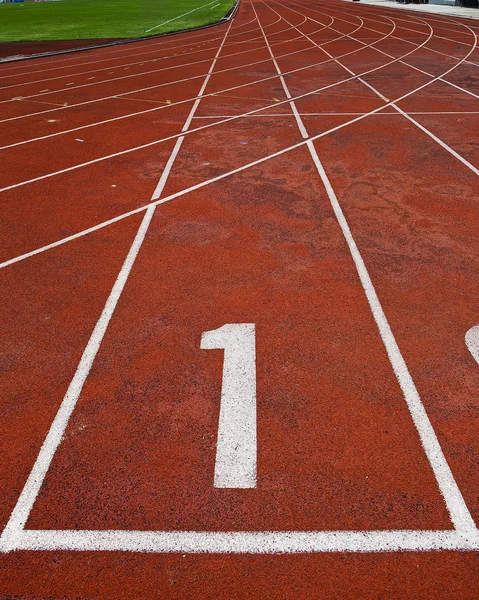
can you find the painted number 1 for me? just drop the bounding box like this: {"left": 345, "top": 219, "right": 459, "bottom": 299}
{"left": 201, "top": 323, "right": 257, "bottom": 489}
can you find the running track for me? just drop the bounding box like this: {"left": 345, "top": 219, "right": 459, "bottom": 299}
{"left": 1, "top": 0, "right": 479, "bottom": 596}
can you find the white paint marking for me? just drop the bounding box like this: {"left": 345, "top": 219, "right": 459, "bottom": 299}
{"left": 466, "top": 325, "right": 479, "bottom": 365}
{"left": 201, "top": 324, "right": 257, "bottom": 489}
{"left": 1, "top": 2, "right": 477, "bottom": 269}
{"left": 256, "top": 0, "right": 477, "bottom": 535}
{"left": 145, "top": 0, "right": 219, "bottom": 33}
{"left": 0, "top": 14, "right": 236, "bottom": 552}
{"left": 0, "top": 204, "right": 155, "bottom": 550}
{"left": 1, "top": 529, "right": 479, "bottom": 554}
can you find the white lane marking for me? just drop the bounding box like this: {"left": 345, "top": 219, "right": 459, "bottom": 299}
{"left": 315, "top": 0, "right": 479, "bottom": 103}
{"left": 0, "top": 3, "right": 477, "bottom": 556}
{"left": 299, "top": 0, "right": 479, "bottom": 103}
{"left": 0, "top": 82, "right": 475, "bottom": 274}
{"left": 0, "top": 20, "right": 420, "bottom": 188}
{"left": 201, "top": 324, "right": 257, "bottom": 489}
{"left": 286, "top": 0, "right": 479, "bottom": 179}
{"left": 395, "top": 106, "right": 479, "bottom": 177}
{"left": 0, "top": 15, "right": 236, "bottom": 552}
{"left": 281, "top": 1, "right": 479, "bottom": 177}
{"left": 2, "top": 529, "right": 479, "bottom": 554}
{"left": 0, "top": 204, "right": 155, "bottom": 549}
{"left": 2, "top": 19, "right": 288, "bottom": 107}
{"left": 466, "top": 325, "right": 479, "bottom": 365}
{"left": 310, "top": 143, "right": 476, "bottom": 534}
{"left": 0, "top": 0, "right": 476, "bottom": 268}
{"left": 0, "top": 15, "right": 260, "bottom": 89}
{"left": 255, "top": 0, "right": 477, "bottom": 534}
{"left": 145, "top": 0, "right": 220, "bottom": 33}
{"left": 295, "top": 0, "right": 479, "bottom": 100}
{"left": 328, "top": 0, "right": 479, "bottom": 73}
{"left": 0, "top": 14, "right": 331, "bottom": 134}
{"left": 0, "top": 14, "right": 257, "bottom": 82}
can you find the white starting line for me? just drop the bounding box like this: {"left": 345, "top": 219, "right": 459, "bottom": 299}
{"left": 2, "top": 528, "right": 479, "bottom": 553}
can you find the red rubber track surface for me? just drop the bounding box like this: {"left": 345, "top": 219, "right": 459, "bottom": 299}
{"left": 1, "top": 0, "right": 479, "bottom": 596}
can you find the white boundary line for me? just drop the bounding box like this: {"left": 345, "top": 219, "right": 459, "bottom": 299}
{"left": 0, "top": 16, "right": 258, "bottom": 82}
{"left": 0, "top": 17, "right": 263, "bottom": 93}
{"left": 256, "top": 0, "right": 477, "bottom": 535}
{"left": 294, "top": 0, "right": 479, "bottom": 102}
{"left": 0, "top": 13, "right": 327, "bottom": 127}
{"left": 0, "top": 17, "right": 475, "bottom": 271}
{"left": 145, "top": 0, "right": 219, "bottom": 34}
{"left": 2, "top": 529, "right": 479, "bottom": 553}
{"left": 0, "top": 7, "right": 475, "bottom": 272}
{"left": 0, "top": 11, "right": 237, "bottom": 556}
{"left": 1, "top": 0, "right": 479, "bottom": 556}
{"left": 3, "top": 18, "right": 433, "bottom": 191}
{"left": 0, "top": 14, "right": 305, "bottom": 107}
{"left": 0, "top": 0, "right": 247, "bottom": 78}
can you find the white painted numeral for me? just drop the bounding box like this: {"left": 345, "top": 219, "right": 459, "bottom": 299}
{"left": 201, "top": 323, "right": 257, "bottom": 489}
{"left": 466, "top": 324, "right": 479, "bottom": 365}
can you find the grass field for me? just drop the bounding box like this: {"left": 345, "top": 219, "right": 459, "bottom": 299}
{"left": 0, "top": 0, "right": 235, "bottom": 42}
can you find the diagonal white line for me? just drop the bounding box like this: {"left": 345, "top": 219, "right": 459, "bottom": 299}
{"left": 0, "top": 14, "right": 237, "bottom": 552}
{"left": 262, "top": 0, "right": 477, "bottom": 533}
{"left": 0, "top": 0, "right": 476, "bottom": 270}
{"left": 145, "top": 0, "right": 219, "bottom": 33}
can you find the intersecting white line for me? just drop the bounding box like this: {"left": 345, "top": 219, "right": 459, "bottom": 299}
{"left": 2, "top": 19, "right": 424, "bottom": 190}
{"left": 278, "top": 0, "right": 479, "bottom": 180}
{"left": 295, "top": 0, "right": 479, "bottom": 102}
{"left": 258, "top": 0, "right": 477, "bottom": 535}
{"left": 0, "top": 10, "right": 237, "bottom": 555}
{"left": 1, "top": 0, "right": 479, "bottom": 556}
{"left": 0, "top": 14, "right": 335, "bottom": 129}
{"left": 0, "top": 14, "right": 309, "bottom": 107}
{"left": 0, "top": 15, "right": 476, "bottom": 271}
{"left": 0, "top": 16, "right": 258, "bottom": 82}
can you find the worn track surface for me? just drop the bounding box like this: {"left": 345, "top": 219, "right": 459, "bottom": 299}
{"left": 1, "top": 0, "right": 479, "bottom": 597}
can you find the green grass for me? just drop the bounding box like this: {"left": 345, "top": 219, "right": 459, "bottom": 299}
{"left": 0, "top": 0, "right": 235, "bottom": 42}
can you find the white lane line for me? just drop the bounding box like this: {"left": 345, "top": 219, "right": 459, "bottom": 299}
{"left": 396, "top": 106, "right": 479, "bottom": 177}
{"left": 192, "top": 111, "right": 479, "bottom": 117}
{"left": 288, "top": 2, "right": 479, "bottom": 169}
{"left": 466, "top": 325, "right": 479, "bottom": 365}
{"left": 201, "top": 324, "right": 257, "bottom": 489}
{"left": 0, "top": 204, "right": 155, "bottom": 550}
{"left": 300, "top": 0, "right": 479, "bottom": 103}
{"left": 310, "top": 141, "right": 476, "bottom": 535}
{"left": 0, "top": 22, "right": 340, "bottom": 148}
{"left": 0, "top": 14, "right": 325, "bottom": 127}
{"left": 0, "top": 15, "right": 236, "bottom": 552}
{"left": 0, "top": 15, "right": 278, "bottom": 94}
{"left": 0, "top": 66, "right": 476, "bottom": 274}
{"left": 308, "top": 0, "right": 479, "bottom": 73}
{"left": 0, "top": 15, "right": 258, "bottom": 81}
{"left": 0, "top": 20, "right": 407, "bottom": 187}
{"left": 2, "top": 529, "right": 479, "bottom": 554}
{"left": 145, "top": 0, "right": 219, "bottom": 34}
{"left": 0, "top": 0, "right": 476, "bottom": 269}
{"left": 256, "top": 0, "right": 477, "bottom": 535}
